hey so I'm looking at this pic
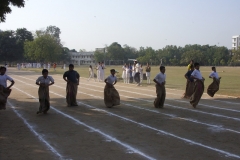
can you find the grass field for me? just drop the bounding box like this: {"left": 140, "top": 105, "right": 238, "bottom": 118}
{"left": 18, "top": 65, "right": 240, "bottom": 97}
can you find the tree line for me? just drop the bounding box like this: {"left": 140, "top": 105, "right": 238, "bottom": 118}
{"left": 94, "top": 42, "right": 240, "bottom": 66}
{"left": 0, "top": 26, "right": 71, "bottom": 65}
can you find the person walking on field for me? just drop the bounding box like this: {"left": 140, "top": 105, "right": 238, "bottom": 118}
{"left": 182, "top": 64, "right": 194, "bottom": 99}
{"left": 104, "top": 69, "right": 120, "bottom": 108}
{"left": 145, "top": 63, "right": 151, "bottom": 84}
{"left": 207, "top": 66, "right": 221, "bottom": 97}
{"left": 0, "top": 66, "right": 15, "bottom": 110}
{"left": 63, "top": 64, "right": 80, "bottom": 107}
{"left": 153, "top": 66, "right": 166, "bottom": 108}
{"left": 190, "top": 63, "right": 205, "bottom": 108}
{"left": 88, "top": 65, "right": 95, "bottom": 81}
{"left": 36, "top": 69, "right": 54, "bottom": 114}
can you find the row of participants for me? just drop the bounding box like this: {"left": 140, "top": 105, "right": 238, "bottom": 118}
{"left": 0, "top": 63, "right": 220, "bottom": 113}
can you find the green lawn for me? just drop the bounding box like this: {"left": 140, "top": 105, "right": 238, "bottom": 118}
{"left": 19, "top": 65, "right": 240, "bottom": 97}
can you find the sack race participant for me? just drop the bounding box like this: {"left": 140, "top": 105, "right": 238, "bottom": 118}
{"left": 104, "top": 69, "right": 120, "bottom": 108}
{"left": 36, "top": 69, "right": 54, "bottom": 114}
{"left": 207, "top": 66, "right": 221, "bottom": 97}
{"left": 190, "top": 63, "right": 205, "bottom": 108}
{"left": 153, "top": 66, "right": 166, "bottom": 108}
{"left": 182, "top": 64, "right": 194, "bottom": 99}
{"left": 63, "top": 64, "right": 80, "bottom": 107}
{"left": 0, "top": 66, "right": 14, "bottom": 110}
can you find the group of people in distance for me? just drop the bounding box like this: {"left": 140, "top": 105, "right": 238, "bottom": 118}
{"left": 121, "top": 60, "right": 151, "bottom": 86}
{"left": 183, "top": 60, "right": 221, "bottom": 108}
{"left": 0, "top": 60, "right": 222, "bottom": 113}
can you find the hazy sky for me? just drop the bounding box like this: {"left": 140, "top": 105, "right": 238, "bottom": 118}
{"left": 1, "top": 0, "right": 240, "bottom": 51}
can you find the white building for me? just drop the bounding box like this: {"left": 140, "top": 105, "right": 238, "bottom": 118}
{"left": 69, "top": 52, "right": 95, "bottom": 66}
{"left": 232, "top": 35, "right": 240, "bottom": 50}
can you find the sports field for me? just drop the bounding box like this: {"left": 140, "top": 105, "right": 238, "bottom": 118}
{"left": 0, "top": 67, "right": 240, "bottom": 159}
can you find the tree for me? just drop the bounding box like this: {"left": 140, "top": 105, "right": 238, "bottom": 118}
{"left": 45, "top": 26, "right": 61, "bottom": 44}
{"left": 24, "top": 34, "right": 62, "bottom": 62}
{"left": 0, "top": 0, "right": 25, "bottom": 22}
{"left": 0, "top": 30, "right": 22, "bottom": 63}
{"left": 94, "top": 51, "right": 105, "bottom": 63}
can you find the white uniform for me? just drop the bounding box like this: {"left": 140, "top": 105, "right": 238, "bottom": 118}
{"left": 88, "top": 68, "right": 95, "bottom": 81}
{"left": 139, "top": 67, "right": 143, "bottom": 82}
{"left": 122, "top": 66, "right": 126, "bottom": 83}
{"left": 0, "top": 74, "right": 13, "bottom": 88}
{"left": 126, "top": 68, "right": 130, "bottom": 84}
{"left": 209, "top": 71, "right": 219, "bottom": 79}
{"left": 106, "top": 75, "right": 117, "bottom": 84}
{"left": 97, "top": 64, "right": 101, "bottom": 82}
{"left": 191, "top": 69, "right": 203, "bottom": 80}
{"left": 154, "top": 72, "right": 166, "bottom": 84}
{"left": 36, "top": 76, "right": 54, "bottom": 84}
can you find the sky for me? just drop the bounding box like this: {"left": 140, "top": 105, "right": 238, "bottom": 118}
{"left": 1, "top": 0, "right": 240, "bottom": 51}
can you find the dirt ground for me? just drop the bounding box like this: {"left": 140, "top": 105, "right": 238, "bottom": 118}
{"left": 1, "top": 68, "right": 240, "bottom": 160}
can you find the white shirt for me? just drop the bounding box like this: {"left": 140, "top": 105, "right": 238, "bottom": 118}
{"left": 135, "top": 63, "right": 139, "bottom": 72}
{"left": 191, "top": 69, "right": 203, "bottom": 80}
{"left": 154, "top": 72, "right": 166, "bottom": 84}
{"left": 106, "top": 75, "right": 117, "bottom": 84}
{"left": 36, "top": 76, "right": 54, "bottom": 84}
{"left": 139, "top": 67, "right": 143, "bottom": 73}
{"left": 209, "top": 71, "right": 219, "bottom": 79}
{"left": 126, "top": 68, "right": 130, "bottom": 74}
{"left": 0, "top": 74, "right": 13, "bottom": 88}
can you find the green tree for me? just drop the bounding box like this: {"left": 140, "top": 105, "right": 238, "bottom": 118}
{"left": 0, "top": 0, "right": 25, "bottom": 22}
{"left": 24, "top": 34, "right": 62, "bottom": 62}
{"left": 0, "top": 30, "right": 22, "bottom": 63}
{"left": 94, "top": 51, "right": 105, "bottom": 63}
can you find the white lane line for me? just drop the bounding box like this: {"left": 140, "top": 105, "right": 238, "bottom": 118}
{"left": 79, "top": 82, "right": 240, "bottom": 113}
{"left": 13, "top": 80, "right": 240, "bottom": 159}
{"left": 12, "top": 86, "right": 156, "bottom": 160}
{"left": 73, "top": 84, "right": 240, "bottom": 122}
{"left": 13, "top": 76, "right": 240, "bottom": 134}
{"left": 7, "top": 101, "right": 65, "bottom": 160}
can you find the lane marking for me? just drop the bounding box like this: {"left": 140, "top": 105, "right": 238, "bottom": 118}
{"left": 7, "top": 101, "right": 65, "bottom": 160}
{"left": 12, "top": 85, "right": 156, "bottom": 160}
{"left": 13, "top": 81, "right": 240, "bottom": 159}
{"left": 13, "top": 76, "right": 240, "bottom": 134}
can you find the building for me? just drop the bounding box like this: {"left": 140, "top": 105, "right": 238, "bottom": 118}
{"left": 232, "top": 35, "right": 240, "bottom": 50}
{"left": 69, "top": 52, "right": 95, "bottom": 65}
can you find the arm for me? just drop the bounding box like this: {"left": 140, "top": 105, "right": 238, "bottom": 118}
{"left": 153, "top": 79, "right": 162, "bottom": 86}
{"left": 7, "top": 80, "right": 15, "bottom": 89}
